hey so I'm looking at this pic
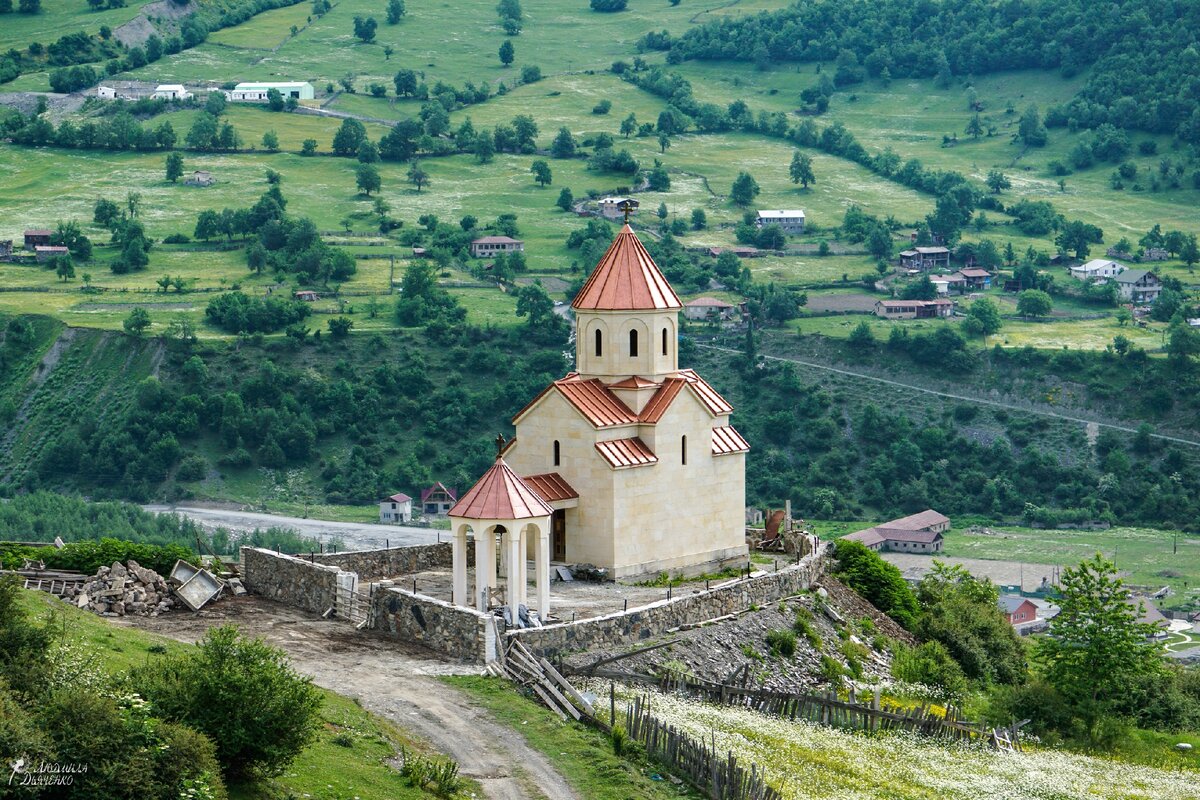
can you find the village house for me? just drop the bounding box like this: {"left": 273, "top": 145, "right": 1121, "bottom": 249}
{"left": 469, "top": 236, "right": 524, "bottom": 258}
{"left": 153, "top": 84, "right": 191, "bottom": 101}
{"left": 842, "top": 510, "right": 950, "bottom": 554}
{"left": 0, "top": 240, "right": 12, "bottom": 259}
{"left": 96, "top": 85, "right": 117, "bottom": 100}
{"left": 755, "top": 210, "right": 806, "bottom": 235}
{"left": 185, "top": 171, "right": 214, "bottom": 187}
{"left": 598, "top": 197, "right": 631, "bottom": 220}
{"left": 683, "top": 296, "right": 736, "bottom": 322}
{"left": 1070, "top": 258, "right": 1124, "bottom": 282}
{"left": 378, "top": 493, "right": 413, "bottom": 523}
{"left": 999, "top": 596, "right": 1039, "bottom": 625}
{"left": 34, "top": 246, "right": 69, "bottom": 263}
{"left": 294, "top": 290, "right": 320, "bottom": 302}
{"left": 706, "top": 245, "right": 760, "bottom": 258}
{"left": 23, "top": 230, "right": 52, "bottom": 250}
{"left": 957, "top": 268, "right": 993, "bottom": 291}
{"left": 446, "top": 221, "right": 751, "bottom": 619}
{"left": 874, "top": 299, "right": 954, "bottom": 319}
{"left": 931, "top": 273, "right": 965, "bottom": 295}
{"left": 421, "top": 483, "right": 458, "bottom": 516}
{"left": 1112, "top": 269, "right": 1162, "bottom": 304}
{"left": 229, "top": 81, "right": 315, "bottom": 102}
{"left": 898, "top": 247, "right": 951, "bottom": 270}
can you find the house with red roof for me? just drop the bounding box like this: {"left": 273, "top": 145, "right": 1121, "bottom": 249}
{"left": 683, "top": 296, "right": 737, "bottom": 322}
{"left": 842, "top": 510, "right": 950, "bottom": 554}
{"left": 446, "top": 224, "right": 751, "bottom": 618}
{"left": 469, "top": 236, "right": 524, "bottom": 258}
{"left": 420, "top": 483, "right": 457, "bottom": 517}
{"left": 378, "top": 493, "right": 413, "bottom": 524}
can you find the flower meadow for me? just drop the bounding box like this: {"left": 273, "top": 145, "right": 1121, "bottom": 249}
{"left": 635, "top": 693, "right": 1200, "bottom": 800}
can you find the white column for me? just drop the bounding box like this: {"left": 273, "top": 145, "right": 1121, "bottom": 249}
{"left": 474, "top": 524, "right": 490, "bottom": 612}
{"left": 452, "top": 526, "right": 467, "bottom": 608}
{"left": 506, "top": 526, "right": 522, "bottom": 611}
{"left": 516, "top": 526, "right": 528, "bottom": 608}
{"left": 536, "top": 521, "right": 550, "bottom": 620}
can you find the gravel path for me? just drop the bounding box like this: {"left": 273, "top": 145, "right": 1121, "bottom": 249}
{"left": 119, "top": 596, "right": 579, "bottom": 800}
{"left": 143, "top": 505, "right": 441, "bottom": 551}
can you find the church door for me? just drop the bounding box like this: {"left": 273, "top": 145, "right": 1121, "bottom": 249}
{"left": 552, "top": 510, "right": 566, "bottom": 562}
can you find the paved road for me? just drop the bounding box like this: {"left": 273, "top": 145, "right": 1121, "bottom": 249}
{"left": 143, "top": 505, "right": 441, "bottom": 551}
{"left": 700, "top": 344, "right": 1200, "bottom": 449}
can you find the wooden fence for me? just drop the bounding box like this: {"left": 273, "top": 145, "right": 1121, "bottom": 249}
{"left": 625, "top": 695, "right": 781, "bottom": 800}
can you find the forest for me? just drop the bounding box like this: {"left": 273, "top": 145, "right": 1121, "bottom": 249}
{"left": 669, "top": 0, "right": 1200, "bottom": 141}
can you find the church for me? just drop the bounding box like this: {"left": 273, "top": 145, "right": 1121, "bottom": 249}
{"left": 447, "top": 223, "right": 749, "bottom": 616}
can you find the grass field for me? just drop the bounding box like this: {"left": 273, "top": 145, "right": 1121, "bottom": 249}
{"left": 0, "top": 0, "right": 154, "bottom": 53}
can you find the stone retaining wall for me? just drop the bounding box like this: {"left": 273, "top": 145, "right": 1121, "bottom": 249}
{"left": 370, "top": 586, "right": 495, "bottom": 663}
{"left": 508, "top": 546, "right": 829, "bottom": 658}
{"left": 240, "top": 547, "right": 340, "bottom": 615}
{"left": 311, "top": 541, "right": 469, "bottom": 581}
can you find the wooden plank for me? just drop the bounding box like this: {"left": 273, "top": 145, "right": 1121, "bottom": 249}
{"left": 531, "top": 683, "right": 567, "bottom": 721}
{"left": 539, "top": 657, "right": 595, "bottom": 716}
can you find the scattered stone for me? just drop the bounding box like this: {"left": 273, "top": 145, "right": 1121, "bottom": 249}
{"left": 62, "top": 560, "right": 178, "bottom": 618}
{"left": 1176, "top": 743, "right": 1193, "bottom": 752}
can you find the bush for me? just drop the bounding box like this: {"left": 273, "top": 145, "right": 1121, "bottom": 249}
{"left": 891, "top": 641, "right": 968, "bottom": 699}
{"left": 132, "top": 625, "right": 322, "bottom": 780}
{"left": 590, "top": 0, "right": 626, "bottom": 9}
{"left": 175, "top": 454, "right": 208, "bottom": 481}
{"left": 792, "top": 610, "right": 822, "bottom": 649}
{"left": 41, "top": 538, "right": 196, "bottom": 577}
{"left": 766, "top": 628, "right": 797, "bottom": 657}
{"left": 0, "top": 575, "right": 53, "bottom": 695}
{"left": 833, "top": 539, "right": 920, "bottom": 629}
{"left": 820, "top": 654, "right": 844, "bottom": 684}
{"left": 162, "top": 233, "right": 191, "bottom": 244}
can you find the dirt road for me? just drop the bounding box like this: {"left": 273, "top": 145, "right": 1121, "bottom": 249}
{"left": 143, "top": 505, "right": 442, "bottom": 551}
{"left": 120, "top": 597, "right": 578, "bottom": 800}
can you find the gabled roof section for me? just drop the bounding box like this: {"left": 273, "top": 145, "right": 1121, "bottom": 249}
{"left": 882, "top": 510, "right": 950, "bottom": 530}
{"left": 420, "top": 482, "right": 457, "bottom": 503}
{"left": 711, "top": 425, "right": 750, "bottom": 456}
{"left": 639, "top": 377, "right": 686, "bottom": 423}
{"left": 522, "top": 472, "right": 579, "bottom": 503}
{"left": 386, "top": 493, "right": 412, "bottom": 503}
{"left": 676, "top": 369, "right": 734, "bottom": 416}
{"left": 609, "top": 376, "right": 658, "bottom": 389}
{"left": 595, "top": 437, "right": 658, "bottom": 469}
{"left": 512, "top": 374, "right": 639, "bottom": 429}
{"left": 572, "top": 225, "right": 683, "bottom": 311}
{"left": 449, "top": 458, "right": 553, "bottom": 520}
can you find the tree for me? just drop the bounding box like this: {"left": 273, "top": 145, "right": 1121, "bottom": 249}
{"left": 356, "top": 140, "right": 379, "bottom": 163}
{"left": 965, "top": 113, "right": 983, "bottom": 140}
{"left": 393, "top": 69, "right": 418, "bottom": 97}
{"left": 498, "top": 39, "right": 514, "bottom": 66}
{"left": 194, "top": 210, "right": 220, "bottom": 241}
{"left": 301, "top": 138, "right": 318, "bottom": 156}
{"left": 985, "top": 170, "right": 1011, "bottom": 193}
{"left": 407, "top": 161, "right": 429, "bottom": 192}
{"left": 657, "top": 132, "right": 670, "bottom": 153}
{"left": 789, "top": 151, "right": 815, "bottom": 188}
{"left": 1042, "top": 554, "right": 1164, "bottom": 723}
{"left": 620, "top": 113, "right": 637, "bottom": 138}
{"left": 1018, "top": 104, "right": 1047, "bottom": 147}
{"left": 1055, "top": 219, "right": 1102, "bottom": 259}
{"left": 386, "top": 0, "right": 405, "bottom": 24}
{"left": 867, "top": 224, "right": 893, "bottom": 260}
{"left": 383, "top": 45, "right": 394, "bottom": 60}
{"left": 134, "top": 625, "right": 322, "bottom": 781}
{"left": 1016, "top": 289, "right": 1053, "bottom": 317}
{"left": 261, "top": 130, "right": 280, "bottom": 152}
{"left": 355, "top": 163, "right": 381, "bottom": 196}
{"left": 266, "top": 87, "right": 284, "bottom": 112}
{"left": 962, "top": 297, "right": 1002, "bottom": 337}
{"left": 833, "top": 539, "right": 919, "bottom": 629}
{"left": 550, "top": 127, "right": 576, "bottom": 158}
{"left": 691, "top": 208, "right": 707, "bottom": 230}
{"left": 530, "top": 159, "right": 552, "bottom": 187}
{"left": 1180, "top": 234, "right": 1199, "bottom": 270}
{"left": 474, "top": 131, "right": 495, "bottom": 163}
{"left": 332, "top": 118, "right": 367, "bottom": 155}
{"left": 54, "top": 256, "right": 75, "bottom": 281}
{"left": 902, "top": 275, "right": 937, "bottom": 300}
{"left": 352, "top": 15, "right": 377, "bottom": 43}
{"left": 18, "top": 0, "right": 40, "bottom": 12}
{"left": 327, "top": 316, "right": 353, "bottom": 338}
{"left": 514, "top": 281, "right": 556, "bottom": 329}
{"left": 556, "top": 187, "right": 574, "bottom": 211}
{"left": 730, "top": 171, "right": 760, "bottom": 206}
{"left": 165, "top": 152, "right": 183, "bottom": 182}
{"left": 123, "top": 308, "right": 151, "bottom": 336}
{"left": 848, "top": 321, "right": 875, "bottom": 350}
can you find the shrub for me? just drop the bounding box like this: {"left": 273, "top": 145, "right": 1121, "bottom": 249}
{"left": 162, "top": 233, "right": 191, "bottom": 244}
{"left": 175, "top": 454, "right": 208, "bottom": 481}
{"left": 610, "top": 723, "right": 628, "bottom": 755}
{"left": 841, "top": 640, "right": 869, "bottom": 679}
{"left": 766, "top": 628, "right": 797, "bottom": 658}
{"left": 891, "top": 641, "right": 968, "bottom": 699}
{"left": 833, "top": 539, "right": 920, "bottom": 629}
{"left": 41, "top": 538, "right": 196, "bottom": 577}
{"left": 792, "top": 611, "right": 822, "bottom": 650}
{"left": 132, "top": 625, "right": 323, "bottom": 780}
{"left": 820, "top": 654, "right": 844, "bottom": 685}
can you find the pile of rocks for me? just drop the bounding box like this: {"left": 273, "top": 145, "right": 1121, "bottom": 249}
{"left": 64, "top": 560, "right": 176, "bottom": 617}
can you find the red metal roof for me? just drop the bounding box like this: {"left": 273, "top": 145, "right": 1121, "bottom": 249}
{"left": 685, "top": 296, "right": 735, "bottom": 308}
{"left": 638, "top": 378, "right": 686, "bottom": 423}
{"left": 449, "top": 458, "right": 553, "bottom": 520}
{"left": 595, "top": 437, "right": 658, "bottom": 469}
{"left": 881, "top": 510, "right": 950, "bottom": 530}
{"left": 420, "top": 482, "right": 458, "bottom": 503}
{"left": 676, "top": 369, "right": 734, "bottom": 416}
{"left": 711, "top": 425, "right": 750, "bottom": 456}
{"left": 24, "top": 229, "right": 52, "bottom": 236}
{"left": 513, "top": 374, "right": 639, "bottom": 428}
{"left": 572, "top": 225, "right": 683, "bottom": 311}
{"left": 522, "top": 472, "right": 579, "bottom": 503}
{"left": 472, "top": 236, "right": 522, "bottom": 244}
{"left": 386, "top": 493, "right": 412, "bottom": 503}
{"left": 608, "top": 376, "right": 658, "bottom": 389}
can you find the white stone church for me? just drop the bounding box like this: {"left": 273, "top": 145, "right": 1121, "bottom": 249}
{"left": 447, "top": 224, "right": 749, "bottom": 617}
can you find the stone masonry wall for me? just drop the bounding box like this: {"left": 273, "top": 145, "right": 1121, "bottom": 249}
{"left": 370, "top": 586, "right": 494, "bottom": 663}
{"left": 241, "top": 547, "right": 340, "bottom": 615}
{"left": 311, "top": 541, "right": 471, "bottom": 582}
{"left": 508, "top": 545, "right": 829, "bottom": 658}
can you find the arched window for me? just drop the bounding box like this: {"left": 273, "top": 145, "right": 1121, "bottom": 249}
{"left": 553, "top": 440, "right": 560, "bottom": 467}
{"left": 594, "top": 328, "right": 602, "bottom": 357}
{"left": 681, "top": 435, "right": 687, "bottom": 465}
{"left": 629, "top": 329, "right": 639, "bottom": 357}
{"left": 662, "top": 327, "right": 668, "bottom": 356}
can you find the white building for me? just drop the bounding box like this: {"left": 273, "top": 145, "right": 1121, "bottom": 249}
{"left": 379, "top": 493, "right": 413, "bottom": 524}
{"left": 1070, "top": 259, "right": 1124, "bottom": 282}
{"left": 153, "top": 84, "right": 191, "bottom": 101}
{"left": 755, "top": 209, "right": 806, "bottom": 234}
{"left": 229, "top": 82, "right": 315, "bottom": 102}
{"left": 97, "top": 85, "right": 116, "bottom": 100}
{"left": 683, "top": 296, "right": 736, "bottom": 322}
{"left": 598, "top": 197, "right": 631, "bottom": 220}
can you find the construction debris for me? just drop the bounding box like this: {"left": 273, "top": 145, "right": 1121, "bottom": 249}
{"left": 63, "top": 561, "right": 177, "bottom": 617}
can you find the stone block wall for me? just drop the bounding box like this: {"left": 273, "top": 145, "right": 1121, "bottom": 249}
{"left": 370, "top": 586, "right": 495, "bottom": 663}
{"left": 311, "top": 541, "right": 469, "bottom": 581}
{"left": 241, "top": 547, "right": 340, "bottom": 615}
{"left": 508, "top": 545, "right": 828, "bottom": 658}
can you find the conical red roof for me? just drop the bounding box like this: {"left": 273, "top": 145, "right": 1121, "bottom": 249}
{"left": 448, "top": 457, "right": 554, "bottom": 520}
{"left": 572, "top": 225, "right": 682, "bottom": 311}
